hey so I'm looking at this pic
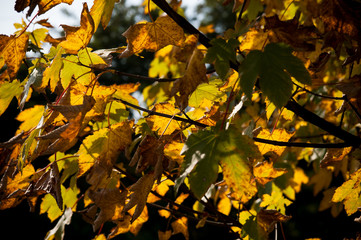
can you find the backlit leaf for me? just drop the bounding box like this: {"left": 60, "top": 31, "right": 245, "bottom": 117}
{"left": 0, "top": 80, "right": 23, "bottom": 117}
{"left": 171, "top": 48, "right": 208, "bottom": 110}
{"left": 257, "top": 209, "right": 291, "bottom": 233}
{"left": 123, "top": 173, "right": 155, "bottom": 223}
{"left": 188, "top": 78, "right": 227, "bottom": 108}
{"left": 16, "top": 105, "right": 45, "bottom": 133}
{"left": 59, "top": 3, "right": 95, "bottom": 54}
{"left": 255, "top": 128, "right": 295, "bottom": 156}
{"left": 44, "top": 207, "right": 73, "bottom": 240}
{"left": 332, "top": 168, "right": 361, "bottom": 215}
{"left": 90, "top": 0, "right": 119, "bottom": 30}
{"left": 38, "top": 0, "right": 74, "bottom": 15}
{"left": 146, "top": 102, "right": 181, "bottom": 135}
{"left": 253, "top": 161, "right": 287, "bottom": 185}
{"left": 0, "top": 33, "right": 28, "bottom": 79}
{"left": 42, "top": 47, "right": 64, "bottom": 92}
{"left": 171, "top": 217, "right": 189, "bottom": 240}
{"left": 260, "top": 183, "right": 292, "bottom": 214}
{"left": 121, "top": 16, "right": 185, "bottom": 57}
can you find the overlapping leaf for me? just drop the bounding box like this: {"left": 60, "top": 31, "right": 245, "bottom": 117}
{"left": 121, "top": 16, "right": 185, "bottom": 57}
{"left": 58, "top": 3, "right": 95, "bottom": 54}
{"left": 0, "top": 80, "right": 23, "bottom": 117}
{"left": 239, "top": 43, "right": 311, "bottom": 108}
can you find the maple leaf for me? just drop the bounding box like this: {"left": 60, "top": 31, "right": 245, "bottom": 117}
{"left": 0, "top": 34, "right": 29, "bottom": 80}
{"left": 309, "top": 168, "right": 333, "bottom": 196}
{"left": 38, "top": 95, "right": 95, "bottom": 156}
{"left": 58, "top": 3, "right": 95, "bottom": 54}
{"left": 239, "top": 43, "right": 311, "bottom": 108}
{"left": 332, "top": 168, "right": 361, "bottom": 215}
{"left": 90, "top": 0, "right": 119, "bottom": 30}
{"left": 123, "top": 173, "right": 155, "bottom": 223}
{"left": 25, "top": 163, "right": 63, "bottom": 210}
{"left": 260, "top": 183, "right": 292, "bottom": 214}
{"left": 0, "top": 164, "right": 34, "bottom": 210}
{"left": 320, "top": 147, "right": 352, "bottom": 168}
{"left": 253, "top": 161, "right": 287, "bottom": 185}
{"left": 88, "top": 188, "right": 127, "bottom": 231}
{"left": 265, "top": 15, "right": 318, "bottom": 51}
{"left": 146, "top": 102, "right": 181, "bottom": 135}
{"left": 257, "top": 209, "right": 291, "bottom": 233}
{"left": 16, "top": 105, "right": 45, "bottom": 134}
{"left": 255, "top": 128, "right": 295, "bottom": 156}
{"left": 77, "top": 120, "right": 133, "bottom": 177}
{"left": 171, "top": 48, "right": 208, "bottom": 110}
{"left": 0, "top": 80, "right": 23, "bottom": 117}
{"left": 176, "top": 126, "right": 261, "bottom": 200}
{"left": 121, "top": 16, "right": 185, "bottom": 57}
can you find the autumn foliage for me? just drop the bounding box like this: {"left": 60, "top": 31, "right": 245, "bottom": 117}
{"left": 1, "top": 0, "right": 361, "bottom": 239}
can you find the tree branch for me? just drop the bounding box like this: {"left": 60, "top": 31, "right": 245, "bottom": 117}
{"left": 114, "top": 98, "right": 208, "bottom": 128}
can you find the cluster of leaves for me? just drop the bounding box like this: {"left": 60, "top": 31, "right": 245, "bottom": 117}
{"left": 1, "top": 0, "right": 361, "bottom": 239}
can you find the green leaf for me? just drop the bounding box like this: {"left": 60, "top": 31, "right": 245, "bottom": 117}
{"left": 238, "top": 43, "right": 311, "bottom": 108}
{"left": 175, "top": 126, "right": 261, "bottom": 200}
{"left": 174, "top": 130, "right": 219, "bottom": 199}
{"left": 204, "top": 38, "right": 239, "bottom": 79}
{"left": 188, "top": 78, "right": 226, "bottom": 107}
{"left": 264, "top": 43, "right": 311, "bottom": 85}
{"left": 242, "top": 216, "right": 267, "bottom": 240}
{"left": 238, "top": 50, "right": 262, "bottom": 99}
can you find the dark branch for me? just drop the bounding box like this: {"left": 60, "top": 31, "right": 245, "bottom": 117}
{"left": 285, "top": 100, "right": 361, "bottom": 147}
{"left": 253, "top": 137, "right": 352, "bottom": 148}
{"left": 114, "top": 98, "right": 208, "bottom": 128}
{"left": 110, "top": 69, "right": 179, "bottom": 82}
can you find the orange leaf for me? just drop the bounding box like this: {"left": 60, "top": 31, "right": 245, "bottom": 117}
{"left": 90, "top": 0, "right": 119, "bottom": 30}
{"left": 171, "top": 217, "right": 189, "bottom": 240}
{"left": 0, "top": 34, "right": 29, "bottom": 79}
{"left": 253, "top": 161, "right": 287, "bottom": 185}
{"left": 121, "top": 16, "right": 185, "bottom": 57}
{"left": 38, "top": 0, "right": 74, "bottom": 15}
{"left": 59, "top": 3, "right": 95, "bottom": 54}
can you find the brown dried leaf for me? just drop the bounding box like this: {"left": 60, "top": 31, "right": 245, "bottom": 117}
{"left": 88, "top": 188, "right": 127, "bottom": 231}
{"left": 38, "top": 95, "right": 95, "bottom": 155}
{"left": 257, "top": 209, "right": 291, "bottom": 233}
{"left": 171, "top": 48, "right": 208, "bottom": 110}
{"left": 121, "top": 16, "right": 185, "bottom": 57}
{"left": 320, "top": 147, "right": 352, "bottom": 168}
{"left": 25, "top": 163, "right": 62, "bottom": 209}
{"left": 123, "top": 173, "right": 155, "bottom": 223}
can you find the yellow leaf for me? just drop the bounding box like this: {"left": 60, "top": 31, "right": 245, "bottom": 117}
{"left": 148, "top": 178, "right": 174, "bottom": 203}
{"left": 253, "top": 161, "right": 287, "bottom": 185}
{"left": 38, "top": 0, "right": 74, "bottom": 15}
{"left": 60, "top": 55, "right": 93, "bottom": 88}
{"left": 171, "top": 48, "right": 208, "bottom": 110}
{"left": 0, "top": 80, "right": 23, "bottom": 117}
{"left": 59, "top": 3, "right": 95, "bottom": 54}
{"left": 129, "top": 206, "right": 149, "bottom": 235}
{"left": 16, "top": 105, "right": 45, "bottom": 134}
{"left": 77, "top": 120, "right": 133, "bottom": 177}
{"left": 0, "top": 34, "right": 29, "bottom": 79}
{"left": 239, "top": 28, "right": 269, "bottom": 51}
{"left": 93, "top": 234, "right": 106, "bottom": 240}
{"left": 121, "top": 16, "right": 185, "bottom": 57}
{"left": 164, "top": 140, "right": 184, "bottom": 164}
{"left": 171, "top": 217, "right": 189, "bottom": 240}
{"left": 42, "top": 47, "right": 64, "bottom": 91}
{"left": 90, "top": 0, "right": 119, "bottom": 30}
{"left": 146, "top": 102, "right": 181, "bottom": 135}
{"left": 158, "top": 209, "right": 171, "bottom": 218}
{"left": 217, "top": 196, "right": 232, "bottom": 215}
{"left": 289, "top": 167, "right": 309, "bottom": 193}
{"left": 0, "top": 164, "right": 34, "bottom": 210}
{"left": 255, "top": 128, "right": 295, "bottom": 156}
{"left": 260, "top": 183, "right": 292, "bottom": 214}
{"left": 332, "top": 168, "right": 361, "bottom": 215}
